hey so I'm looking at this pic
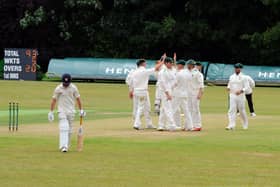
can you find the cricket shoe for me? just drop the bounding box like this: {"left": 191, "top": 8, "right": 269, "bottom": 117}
{"left": 61, "top": 147, "right": 68, "bottom": 153}
{"left": 167, "top": 126, "right": 179, "bottom": 132}
{"left": 157, "top": 127, "right": 165, "bottom": 131}
{"left": 193, "top": 127, "right": 202, "bottom": 131}
{"left": 146, "top": 125, "right": 156, "bottom": 129}
{"left": 243, "top": 126, "right": 248, "bottom": 130}
{"left": 133, "top": 126, "right": 142, "bottom": 130}
{"left": 250, "top": 113, "right": 256, "bottom": 117}
{"left": 182, "top": 128, "right": 194, "bottom": 131}
{"left": 225, "top": 126, "right": 234, "bottom": 131}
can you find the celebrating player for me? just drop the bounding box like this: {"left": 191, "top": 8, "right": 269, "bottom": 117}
{"left": 172, "top": 60, "right": 194, "bottom": 130}
{"left": 48, "top": 73, "right": 86, "bottom": 152}
{"left": 130, "top": 58, "right": 164, "bottom": 130}
{"left": 154, "top": 57, "right": 166, "bottom": 115}
{"left": 188, "top": 61, "right": 204, "bottom": 131}
{"left": 157, "top": 57, "right": 177, "bottom": 131}
{"left": 125, "top": 69, "right": 137, "bottom": 120}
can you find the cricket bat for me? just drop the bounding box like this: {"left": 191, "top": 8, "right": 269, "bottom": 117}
{"left": 77, "top": 116, "right": 84, "bottom": 152}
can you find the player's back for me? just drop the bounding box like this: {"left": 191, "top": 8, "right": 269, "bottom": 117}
{"left": 132, "top": 67, "right": 154, "bottom": 95}
{"left": 173, "top": 69, "right": 191, "bottom": 97}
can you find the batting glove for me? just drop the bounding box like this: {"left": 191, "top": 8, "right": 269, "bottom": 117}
{"left": 48, "top": 111, "right": 54, "bottom": 122}
{"left": 80, "top": 109, "right": 86, "bottom": 117}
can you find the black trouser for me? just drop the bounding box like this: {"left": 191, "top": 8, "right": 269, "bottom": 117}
{"left": 245, "top": 93, "right": 255, "bottom": 113}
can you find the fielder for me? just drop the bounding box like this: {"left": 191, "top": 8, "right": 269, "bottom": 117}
{"left": 154, "top": 53, "right": 175, "bottom": 115}
{"left": 188, "top": 60, "right": 204, "bottom": 131}
{"left": 245, "top": 75, "right": 256, "bottom": 117}
{"left": 157, "top": 57, "right": 177, "bottom": 131}
{"left": 172, "top": 60, "right": 193, "bottom": 130}
{"left": 226, "top": 63, "right": 250, "bottom": 130}
{"left": 48, "top": 74, "right": 86, "bottom": 152}
{"left": 125, "top": 69, "right": 137, "bottom": 119}
{"left": 154, "top": 62, "right": 164, "bottom": 115}
{"left": 130, "top": 58, "right": 164, "bottom": 130}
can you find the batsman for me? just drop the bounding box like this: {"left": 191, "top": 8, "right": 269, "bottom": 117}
{"left": 48, "top": 74, "right": 86, "bottom": 152}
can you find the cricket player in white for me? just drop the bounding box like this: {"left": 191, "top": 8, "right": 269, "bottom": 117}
{"left": 126, "top": 67, "right": 153, "bottom": 128}
{"left": 157, "top": 57, "right": 177, "bottom": 131}
{"left": 130, "top": 59, "right": 164, "bottom": 130}
{"left": 188, "top": 60, "right": 204, "bottom": 131}
{"left": 125, "top": 69, "right": 137, "bottom": 119}
{"left": 226, "top": 63, "right": 250, "bottom": 130}
{"left": 154, "top": 53, "right": 175, "bottom": 115}
{"left": 154, "top": 62, "right": 164, "bottom": 115}
{"left": 48, "top": 74, "right": 86, "bottom": 152}
{"left": 172, "top": 60, "right": 193, "bottom": 130}
{"left": 245, "top": 75, "right": 256, "bottom": 117}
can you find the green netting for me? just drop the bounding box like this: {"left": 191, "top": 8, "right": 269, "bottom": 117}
{"left": 47, "top": 58, "right": 280, "bottom": 84}
{"left": 206, "top": 63, "right": 280, "bottom": 83}
{"left": 47, "top": 58, "right": 208, "bottom": 81}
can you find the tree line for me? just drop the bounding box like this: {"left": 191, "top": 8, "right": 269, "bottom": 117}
{"left": 1, "top": 0, "right": 280, "bottom": 72}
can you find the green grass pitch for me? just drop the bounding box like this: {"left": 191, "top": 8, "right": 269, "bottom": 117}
{"left": 0, "top": 80, "right": 279, "bottom": 187}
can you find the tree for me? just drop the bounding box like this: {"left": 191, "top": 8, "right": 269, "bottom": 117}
{"left": 241, "top": 0, "right": 280, "bottom": 65}
{"left": 1, "top": 0, "right": 280, "bottom": 73}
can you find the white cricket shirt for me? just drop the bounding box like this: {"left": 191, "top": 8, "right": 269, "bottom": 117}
{"left": 125, "top": 69, "right": 135, "bottom": 91}
{"left": 244, "top": 75, "right": 255, "bottom": 94}
{"left": 173, "top": 69, "right": 192, "bottom": 97}
{"left": 189, "top": 68, "right": 204, "bottom": 96}
{"left": 227, "top": 72, "right": 249, "bottom": 96}
{"left": 52, "top": 83, "right": 80, "bottom": 114}
{"left": 158, "top": 67, "right": 176, "bottom": 94}
{"left": 131, "top": 66, "right": 155, "bottom": 96}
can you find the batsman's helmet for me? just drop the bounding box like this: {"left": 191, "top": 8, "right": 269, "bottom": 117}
{"left": 62, "top": 73, "right": 72, "bottom": 87}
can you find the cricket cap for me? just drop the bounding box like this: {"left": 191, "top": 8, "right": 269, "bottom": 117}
{"left": 164, "top": 57, "right": 173, "bottom": 63}
{"left": 62, "top": 73, "right": 71, "bottom": 86}
{"left": 234, "top": 63, "right": 243, "bottom": 68}
{"left": 136, "top": 59, "right": 146, "bottom": 66}
{"left": 195, "top": 61, "right": 202, "bottom": 66}
{"left": 176, "top": 60, "right": 186, "bottom": 65}
{"left": 186, "top": 59, "right": 196, "bottom": 65}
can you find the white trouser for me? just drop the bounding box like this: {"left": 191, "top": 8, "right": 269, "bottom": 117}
{"left": 132, "top": 95, "right": 137, "bottom": 119}
{"left": 158, "top": 92, "right": 176, "bottom": 129}
{"left": 133, "top": 92, "right": 153, "bottom": 128}
{"left": 188, "top": 95, "right": 202, "bottom": 128}
{"left": 58, "top": 112, "right": 75, "bottom": 149}
{"left": 133, "top": 92, "right": 152, "bottom": 118}
{"left": 172, "top": 97, "right": 193, "bottom": 129}
{"left": 154, "top": 85, "right": 161, "bottom": 106}
{"left": 228, "top": 94, "right": 248, "bottom": 128}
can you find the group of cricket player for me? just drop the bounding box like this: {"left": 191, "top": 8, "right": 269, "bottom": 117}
{"left": 125, "top": 54, "right": 256, "bottom": 132}
{"left": 126, "top": 54, "right": 204, "bottom": 132}
{"left": 47, "top": 55, "right": 256, "bottom": 152}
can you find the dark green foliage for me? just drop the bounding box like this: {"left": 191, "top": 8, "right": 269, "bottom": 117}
{"left": 1, "top": 0, "right": 280, "bottom": 73}
{"left": 0, "top": 59, "right": 3, "bottom": 79}
{"left": 36, "top": 64, "right": 44, "bottom": 81}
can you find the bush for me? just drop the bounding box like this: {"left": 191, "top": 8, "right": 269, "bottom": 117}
{"left": 36, "top": 64, "right": 44, "bottom": 81}
{"left": 0, "top": 59, "right": 3, "bottom": 79}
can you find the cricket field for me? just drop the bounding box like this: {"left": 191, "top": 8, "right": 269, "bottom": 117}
{"left": 0, "top": 80, "right": 279, "bottom": 187}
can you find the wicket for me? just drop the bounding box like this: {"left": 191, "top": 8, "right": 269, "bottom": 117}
{"left": 9, "top": 102, "right": 19, "bottom": 131}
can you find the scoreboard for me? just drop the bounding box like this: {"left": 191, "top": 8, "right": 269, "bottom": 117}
{"left": 3, "top": 48, "right": 38, "bottom": 80}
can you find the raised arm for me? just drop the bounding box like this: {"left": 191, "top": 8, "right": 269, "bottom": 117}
{"left": 173, "top": 53, "right": 177, "bottom": 64}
